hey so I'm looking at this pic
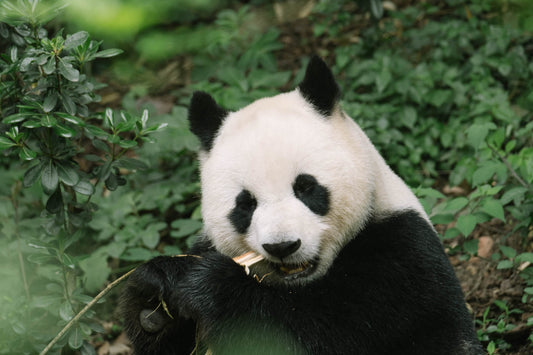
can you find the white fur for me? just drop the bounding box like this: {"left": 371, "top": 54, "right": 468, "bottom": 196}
{"left": 199, "top": 89, "right": 428, "bottom": 284}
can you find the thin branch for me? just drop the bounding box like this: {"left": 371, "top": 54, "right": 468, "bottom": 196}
{"left": 488, "top": 144, "right": 529, "bottom": 189}
{"left": 39, "top": 268, "right": 136, "bottom": 355}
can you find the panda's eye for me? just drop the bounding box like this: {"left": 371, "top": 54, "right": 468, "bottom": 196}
{"left": 293, "top": 174, "right": 319, "bottom": 197}
{"left": 293, "top": 174, "right": 330, "bottom": 216}
{"left": 235, "top": 190, "right": 257, "bottom": 211}
{"left": 229, "top": 189, "right": 257, "bottom": 234}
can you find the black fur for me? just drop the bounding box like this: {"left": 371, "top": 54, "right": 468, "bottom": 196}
{"left": 188, "top": 91, "right": 228, "bottom": 151}
{"left": 121, "top": 210, "right": 483, "bottom": 355}
{"left": 292, "top": 174, "right": 330, "bottom": 216}
{"left": 298, "top": 56, "right": 341, "bottom": 117}
{"left": 228, "top": 190, "right": 257, "bottom": 234}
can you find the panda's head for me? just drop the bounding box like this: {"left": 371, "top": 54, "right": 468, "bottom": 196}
{"left": 188, "top": 56, "right": 378, "bottom": 285}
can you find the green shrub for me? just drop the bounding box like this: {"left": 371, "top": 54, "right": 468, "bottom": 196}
{"left": 0, "top": 1, "right": 165, "bottom": 353}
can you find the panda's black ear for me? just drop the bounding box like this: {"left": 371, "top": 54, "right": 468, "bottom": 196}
{"left": 188, "top": 91, "right": 228, "bottom": 151}
{"left": 297, "top": 56, "right": 341, "bottom": 117}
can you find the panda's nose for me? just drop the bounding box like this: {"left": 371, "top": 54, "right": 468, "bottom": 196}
{"left": 262, "top": 239, "right": 301, "bottom": 259}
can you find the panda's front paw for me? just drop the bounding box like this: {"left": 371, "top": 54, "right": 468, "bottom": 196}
{"left": 121, "top": 256, "right": 198, "bottom": 354}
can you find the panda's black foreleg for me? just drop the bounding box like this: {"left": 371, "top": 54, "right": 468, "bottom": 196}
{"left": 120, "top": 255, "right": 198, "bottom": 355}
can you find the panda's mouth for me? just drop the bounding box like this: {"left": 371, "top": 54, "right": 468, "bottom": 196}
{"left": 276, "top": 260, "right": 317, "bottom": 279}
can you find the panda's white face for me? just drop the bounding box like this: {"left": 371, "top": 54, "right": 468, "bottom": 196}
{"left": 189, "top": 56, "right": 426, "bottom": 285}
{"left": 198, "top": 91, "right": 376, "bottom": 285}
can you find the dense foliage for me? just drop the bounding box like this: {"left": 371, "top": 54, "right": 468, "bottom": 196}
{"left": 0, "top": 0, "right": 532, "bottom": 354}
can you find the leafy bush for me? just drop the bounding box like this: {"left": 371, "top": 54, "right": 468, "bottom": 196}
{"left": 0, "top": 1, "right": 165, "bottom": 353}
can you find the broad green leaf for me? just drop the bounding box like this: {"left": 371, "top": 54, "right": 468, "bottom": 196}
{"left": 85, "top": 125, "right": 108, "bottom": 138}
{"left": 114, "top": 157, "right": 148, "bottom": 171}
{"left": 375, "top": 69, "right": 391, "bottom": 93}
{"left": 369, "top": 0, "right": 384, "bottom": 18}
{"left": 482, "top": 199, "right": 505, "bottom": 221}
{"left": 64, "top": 31, "right": 89, "bottom": 50}
{"left": 73, "top": 180, "right": 94, "bottom": 196}
{"left": 61, "top": 92, "right": 77, "bottom": 115}
{"left": 499, "top": 245, "right": 517, "bottom": 259}
{"left": 59, "top": 301, "right": 74, "bottom": 322}
{"left": 41, "top": 160, "right": 59, "bottom": 193}
{"left": 79, "top": 253, "right": 110, "bottom": 293}
{"left": 105, "top": 173, "right": 118, "bottom": 191}
{"left": 142, "top": 228, "right": 160, "bottom": 249}
{"left": 105, "top": 108, "right": 114, "bottom": 127}
{"left": 2, "top": 112, "right": 29, "bottom": 124}
{"left": 170, "top": 219, "right": 202, "bottom": 238}
{"left": 68, "top": 326, "right": 83, "bottom": 349}
{"left": 516, "top": 253, "right": 533, "bottom": 263}
{"left": 54, "top": 123, "right": 77, "bottom": 138}
{"left": 0, "top": 136, "right": 15, "bottom": 150}
{"left": 43, "top": 92, "right": 58, "bottom": 113}
{"left": 443, "top": 197, "right": 469, "bottom": 213}
{"left": 19, "top": 146, "right": 37, "bottom": 161}
{"left": 57, "top": 163, "right": 79, "bottom": 186}
{"left": 22, "top": 119, "right": 42, "bottom": 128}
{"left": 42, "top": 56, "right": 55, "bottom": 75}
{"left": 118, "top": 140, "right": 138, "bottom": 148}
{"left": 456, "top": 214, "right": 478, "bottom": 236}
{"left": 58, "top": 59, "right": 80, "bottom": 82}
{"left": 95, "top": 48, "right": 123, "bottom": 58}
{"left": 45, "top": 188, "right": 63, "bottom": 214}
{"left": 40, "top": 114, "right": 57, "bottom": 128}
{"left": 463, "top": 239, "right": 479, "bottom": 255}
{"left": 57, "top": 112, "right": 85, "bottom": 127}
{"left": 120, "top": 247, "right": 153, "bottom": 261}
{"left": 497, "top": 260, "right": 513, "bottom": 269}
{"left": 92, "top": 139, "right": 110, "bottom": 153}
{"left": 23, "top": 161, "right": 45, "bottom": 187}
{"left": 465, "top": 122, "right": 496, "bottom": 149}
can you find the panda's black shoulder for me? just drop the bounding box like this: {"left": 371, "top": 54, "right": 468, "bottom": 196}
{"left": 331, "top": 209, "right": 461, "bottom": 293}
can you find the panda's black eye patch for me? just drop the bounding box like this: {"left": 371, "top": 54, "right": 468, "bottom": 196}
{"left": 293, "top": 174, "right": 330, "bottom": 216}
{"left": 229, "top": 190, "right": 257, "bottom": 234}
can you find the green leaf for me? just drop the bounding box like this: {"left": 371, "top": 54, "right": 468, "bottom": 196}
{"left": 105, "top": 173, "right": 118, "bottom": 191}
{"left": 40, "top": 114, "right": 57, "bottom": 128}
{"left": 42, "top": 56, "right": 55, "bottom": 75}
{"left": 85, "top": 124, "right": 108, "bottom": 138}
{"left": 0, "top": 136, "right": 16, "bottom": 150}
{"left": 120, "top": 247, "right": 153, "bottom": 261}
{"left": 79, "top": 253, "right": 110, "bottom": 293}
{"left": 3, "top": 112, "right": 29, "bottom": 124}
{"left": 61, "top": 92, "right": 77, "bottom": 115}
{"left": 499, "top": 245, "right": 517, "bottom": 259}
{"left": 114, "top": 157, "right": 148, "bottom": 171}
{"left": 23, "top": 161, "right": 45, "bottom": 187}
{"left": 170, "top": 219, "right": 202, "bottom": 238}
{"left": 443, "top": 197, "right": 469, "bottom": 213}
{"left": 118, "top": 140, "right": 138, "bottom": 148}
{"left": 369, "top": 0, "right": 384, "bottom": 18}
{"left": 482, "top": 199, "right": 505, "bottom": 221}
{"left": 54, "top": 123, "right": 77, "bottom": 138}
{"left": 95, "top": 48, "right": 123, "bottom": 58}
{"left": 463, "top": 239, "right": 479, "bottom": 256}
{"left": 59, "top": 301, "right": 74, "bottom": 322}
{"left": 57, "top": 112, "right": 85, "bottom": 127}
{"left": 456, "top": 214, "right": 478, "bottom": 236}
{"left": 46, "top": 188, "right": 63, "bottom": 214}
{"left": 68, "top": 326, "right": 83, "bottom": 349}
{"left": 64, "top": 31, "right": 89, "bottom": 50}
{"left": 376, "top": 69, "right": 392, "bottom": 93}
{"left": 92, "top": 139, "right": 110, "bottom": 153}
{"left": 516, "top": 253, "right": 533, "bottom": 263}
{"left": 19, "top": 146, "right": 37, "bottom": 161}
{"left": 43, "top": 92, "right": 58, "bottom": 113}
{"left": 57, "top": 163, "right": 79, "bottom": 186}
{"left": 73, "top": 180, "right": 94, "bottom": 196}
{"left": 497, "top": 260, "right": 514, "bottom": 269}
{"left": 41, "top": 160, "right": 59, "bottom": 193}
{"left": 466, "top": 122, "right": 496, "bottom": 149}
{"left": 58, "top": 59, "right": 80, "bottom": 82}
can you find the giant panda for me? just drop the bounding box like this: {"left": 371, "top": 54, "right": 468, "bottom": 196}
{"left": 121, "top": 56, "right": 483, "bottom": 355}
